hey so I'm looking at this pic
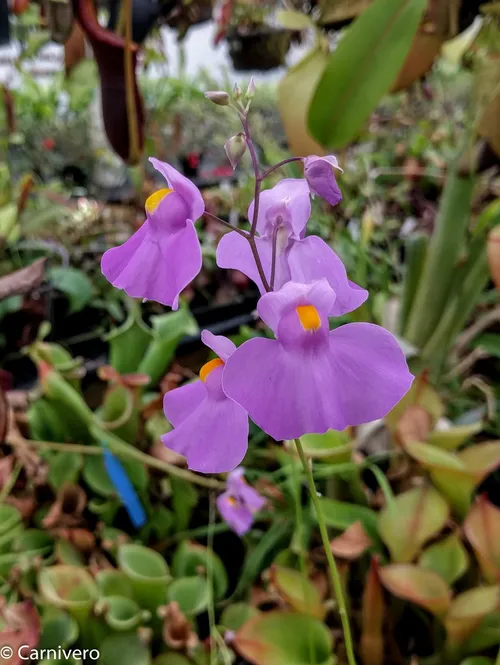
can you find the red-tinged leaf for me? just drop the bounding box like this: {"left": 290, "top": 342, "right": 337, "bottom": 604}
{"left": 464, "top": 495, "right": 500, "bottom": 583}
{"left": 379, "top": 564, "right": 452, "bottom": 616}
{"left": 361, "top": 558, "right": 384, "bottom": 665}
{"left": 330, "top": 520, "right": 373, "bottom": 560}
{"left": 395, "top": 405, "right": 432, "bottom": 447}
{"left": 444, "top": 586, "right": 500, "bottom": 647}
{"left": 0, "top": 259, "right": 46, "bottom": 300}
{"left": 233, "top": 611, "right": 333, "bottom": 665}
{"left": 377, "top": 485, "right": 449, "bottom": 563}
{"left": 0, "top": 601, "right": 40, "bottom": 665}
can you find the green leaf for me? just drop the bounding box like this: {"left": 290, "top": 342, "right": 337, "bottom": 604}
{"left": 461, "top": 612, "right": 500, "bottom": 655}
{"left": 39, "top": 611, "right": 79, "bottom": 650}
{"left": 98, "top": 595, "right": 145, "bottom": 631}
{"left": 48, "top": 452, "right": 83, "bottom": 490}
{"left": 220, "top": 603, "right": 260, "bottom": 631}
{"left": 229, "top": 521, "right": 293, "bottom": 601}
{"left": 49, "top": 267, "right": 93, "bottom": 314}
{"left": 276, "top": 9, "right": 313, "bottom": 30}
{"left": 167, "top": 576, "right": 210, "bottom": 616}
{"left": 118, "top": 544, "right": 170, "bottom": 612}
{"left": 378, "top": 486, "right": 449, "bottom": 563}
{"left": 317, "top": 497, "right": 379, "bottom": 542}
{"left": 270, "top": 566, "right": 325, "bottom": 618}
{"left": 445, "top": 586, "right": 500, "bottom": 647}
{"left": 172, "top": 541, "right": 228, "bottom": 600}
{"left": 139, "top": 306, "right": 198, "bottom": 386}
{"left": 38, "top": 565, "right": 98, "bottom": 623}
{"left": 419, "top": 533, "right": 469, "bottom": 584}
{"left": 299, "top": 430, "right": 352, "bottom": 462}
{"left": 95, "top": 570, "right": 135, "bottom": 599}
{"left": 379, "top": 564, "right": 452, "bottom": 616}
{"left": 170, "top": 476, "right": 198, "bottom": 531}
{"left": 233, "top": 611, "right": 333, "bottom": 665}
{"left": 428, "top": 422, "right": 483, "bottom": 451}
{"left": 308, "top": 0, "right": 427, "bottom": 148}
{"left": 98, "top": 632, "right": 151, "bottom": 665}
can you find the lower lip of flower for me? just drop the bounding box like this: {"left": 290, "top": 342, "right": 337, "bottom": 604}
{"left": 296, "top": 305, "right": 321, "bottom": 331}
{"left": 145, "top": 188, "right": 173, "bottom": 214}
{"left": 199, "top": 358, "right": 224, "bottom": 382}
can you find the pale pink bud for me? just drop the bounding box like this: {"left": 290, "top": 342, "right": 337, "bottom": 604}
{"left": 233, "top": 83, "right": 242, "bottom": 101}
{"left": 224, "top": 133, "right": 247, "bottom": 170}
{"left": 245, "top": 77, "right": 255, "bottom": 100}
{"left": 204, "top": 91, "right": 230, "bottom": 106}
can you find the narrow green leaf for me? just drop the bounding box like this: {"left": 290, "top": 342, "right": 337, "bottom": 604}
{"left": 308, "top": 0, "right": 427, "bottom": 148}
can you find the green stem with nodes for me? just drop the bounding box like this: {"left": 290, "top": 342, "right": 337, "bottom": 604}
{"left": 294, "top": 438, "right": 358, "bottom": 665}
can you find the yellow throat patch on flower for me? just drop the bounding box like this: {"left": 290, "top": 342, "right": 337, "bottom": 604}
{"left": 145, "top": 188, "right": 173, "bottom": 215}
{"left": 200, "top": 358, "right": 225, "bottom": 382}
{"left": 296, "top": 305, "right": 321, "bottom": 331}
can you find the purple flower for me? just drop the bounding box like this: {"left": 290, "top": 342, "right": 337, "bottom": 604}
{"left": 223, "top": 280, "right": 413, "bottom": 441}
{"left": 162, "top": 330, "right": 248, "bottom": 473}
{"left": 216, "top": 179, "right": 366, "bottom": 316}
{"left": 303, "top": 155, "right": 343, "bottom": 207}
{"left": 101, "top": 158, "right": 204, "bottom": 309}
{"left": 216, "top": 467, "right": 266, "bottom": 536}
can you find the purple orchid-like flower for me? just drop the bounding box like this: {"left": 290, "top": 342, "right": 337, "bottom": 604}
{"left": 216, "top": 467, "right": 266, "bottom": 536}
{"left": 216, "top": 178, "right": 367, "bottom": 316}
{"left": 101, "top": 158, "right": 204, "bottom": 309}
{"left": 223, "top": 280, "right": 414, "bottom": 441}
{"left": 303, "top": 155, "right": 343, "bottom": 207}
{"left": 162, "top": 330, "right": 248, "bottom": 473}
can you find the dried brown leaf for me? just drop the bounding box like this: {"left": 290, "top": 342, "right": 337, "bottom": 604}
{"left": 0, "top": 259, "right": 46, "bottom": 300}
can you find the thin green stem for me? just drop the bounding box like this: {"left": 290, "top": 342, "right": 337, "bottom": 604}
{"left": 8, "top": 432, "right": 225, "bottom": 491}
{"left": 207, "top": 491, "right": 217, "bottom": 665}
{"left": 294, "top": 438, "right": 358, "bottom": 665}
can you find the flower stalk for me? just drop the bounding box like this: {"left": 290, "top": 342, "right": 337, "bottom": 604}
{"left": 294, "top": 437, "right": 358, "bottom": 665}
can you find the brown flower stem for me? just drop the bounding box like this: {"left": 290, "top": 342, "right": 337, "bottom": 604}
{"left": 204, "top": 212, "right": 249, "bottom": 238}
{"left": 260, "top": 157, "right": 303, "bottom": 180}
{"left": 294, "top": 437, "right": 358, "bottom": 665}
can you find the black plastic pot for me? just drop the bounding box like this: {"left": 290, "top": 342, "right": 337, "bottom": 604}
{"left": 226, "top": 27, "right": 293, "bottom": 72}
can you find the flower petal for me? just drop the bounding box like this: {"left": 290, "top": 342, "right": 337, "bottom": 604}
{"left": 102, "top": 219, "right": 201, "bottom": 309}
{"left": 150, "top": 157, "right": 204, "bottom": 221}
{"left": 227, "top": 468, "right": 266, "bottom": 513}
{"left": 216, "top": 492, "right": 253, "bottom": 536}
{"left": 288, "top": 236, "right": 368, "bottom": 315}
{"left": 217, "top": 231, "right": 277, "bottom": 294}
{"left": 223, "top": 326, "right": 413, "bottom": 440}
{"left": 201, "top": 330, "right": 236, "bottom": 361}
{"left": 303, "top": 156, "right": 342, "bottom": 207}
{"left": 256, "top": 279, "right": 336, "bottom": 334}
{"left": 161, "top": 394, "right": 249, "bottom": 474}
{"left": 163, "top": 381, "right": 206, "bottom": 428}
{"left": 248, "top": 179, "right": 311, "bottom": 238}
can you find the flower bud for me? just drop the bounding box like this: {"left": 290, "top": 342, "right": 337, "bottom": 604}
{"left": 224, "top": 133, "right": 247, "bottom": 170}
{"left": 233, "top": 83, "right": 242, "bottom": 101}
{"left": 245, "top": 77, "right": 255, "bottom": 100}
{"left": 204, "top": 90, "right": 230, "bottom": 106}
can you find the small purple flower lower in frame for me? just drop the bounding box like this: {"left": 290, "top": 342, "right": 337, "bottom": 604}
{"left": 217, "top": 467, "right": 266, "bottom": 536}
{"left": 161, "top": 331, "right": 249, "bottom": 474}
{"left": 223, "top": 280, "right": 414, "bottom": 442}
{"left": 303, "top": 155, "right": 343, "bottom": 207}
{"left": 216, "top": 178, "right": 367, "bottom": 316}
{"left": 101, "top": 158, "right": 204, "bottom": 309}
